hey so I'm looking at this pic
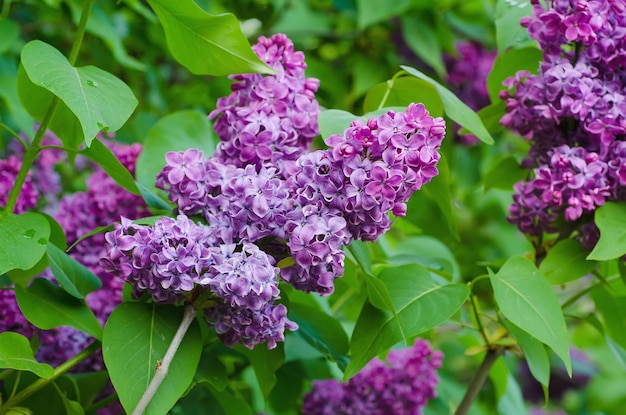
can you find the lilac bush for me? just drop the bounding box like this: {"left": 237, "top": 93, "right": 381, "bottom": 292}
{"left": 102, "top": 34, "right": 446, "bottom": 350}
{"left": 302, "top": 339, "right": 443, "bottom": 415}
{"left": 501, "top": 0, "right": 626, "bottom": 248}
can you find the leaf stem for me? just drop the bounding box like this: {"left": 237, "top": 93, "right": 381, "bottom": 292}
{"left": 376, "top": 70, "right": 407, "bottom": 110}
{"left": 453, "top": 347, "right": 505, "bottom": 415}
{"left": 3, "top": 0, "right": 93, "bottom": 213}
{"left": 561, "top": 274, "right": 620, "bottom": 310}
{"left": 131, "top": 304, "right": 197, "bottom": 415}
{"left": 0, "top": 122, "right": 26, "bottom": 148}
{"left": 469, "top": 288, "right": 490, "bottom": 347}
{"left": 3, "top": 97, "right": 60, "bottom": 213}
{"left": 68, "top": 0, "right": 94, "bottom": 66}
{"left": 0, "top": 341, "right": 100, "bottom": 414}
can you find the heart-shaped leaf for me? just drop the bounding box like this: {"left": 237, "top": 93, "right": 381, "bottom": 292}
{"left": 0, "top": 332, "right": 55, "bottom": 378}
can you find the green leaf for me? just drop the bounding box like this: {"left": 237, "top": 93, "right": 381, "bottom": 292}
{"left": 401, "top": 65, "right": 495, "bottom": 144}
{"left": 14, "top": 278, "right": 103, "bottom": 340}
{"left": 495, "top": 0, "right": 535, "bottom": 53}
{"left": 489, "top": 256, "right": 571, "bottom": 375}
{"left": 0, "top": 212, "right": 50, "bottom": 275}
{"left": 18, "top": 40, "right": 137, "bottom": 148}
{"left": 540, "top": 239, "right": 597, "bottom": 285}
{"left": 0, "top": 332, "right": 55, "bottom": 378}
{"left": 504, "top": 320, "right": 550, "bottom": 388}
{"left": 317, "top": 107, "right": 404, "bottom": 140}
{"left": 484, "top": 156, "right": 527, "bottom": 191}
{"left": 346, "top": 241, "right": 395, "bottom": 311}
{"left": 591, "top": 285, "right": 626, "bottom": 351}
{"left": 235, "top": 343, "right": 284, "bottom": 399}
{"left": 588, "top": 202, "right": 626, "bottom": 260}
{"left": 362, "top": 77, "right": 444, "bottom": 117}
{"left": 356, "top": 0, "right": 411, "bottom": 29}
{"left": 0, "top": 19, "right": 19, "bottom": 54}
{"left": 145, "top": 0, "right": 273, "bottom": 75}
{"left": 400, "top": 16, "right": 446, "bottom": 78}
{"left": 345, "top": 264, "right": 469, "bottom": 379}
{"left": 136, "top": 110, "right": 217, "bottom": 188}
{"left": 204, "top": 384, "right": 253, "bottom": 415}
{"left": 487, "top": 47, "right": 542, "bottom": 102}
{"left": 288, "top": 301, "right": 350, "bottom": 370}
{"left": 81, "top": 138, "right": 140, "bottom": 195}
{"left": 421, "top": 155, "right": 459, "bottom": 240}
{"left": 103, "top": 303, "right": 202, "bottom": 415}
{"left": 46, "top": 243, "right": 102, "bottom": 299}
{"left": 194, "top": 353, "right": 228, "bottom": 391}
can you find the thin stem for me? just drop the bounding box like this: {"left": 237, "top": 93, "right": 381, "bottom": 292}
{"left": 4, "top": 0, "right": 92, "bottom": 213}
{"left": 131, "top": 305, "right": 197, "bottom": 415}
{"left": 0, "top": 341, "right": 100, "bottom": 414}
{"left": 376, "top": 70, "right": 407, "bottom": 110}
{"left": 84, "top": 392, "right": 119, "bottom": 412}
{"left": 0, "top": 369, "right": 16, "bottom": 382}
{"left": 469, "top": 289, "right": 490, "bottom": 347}
{"left": 68, "top": 0, "right": 94, "bottom": 66}
{"left": 3, "top": 97, "right": 60, "bottom": 213}
{"left": 0, "top": 122, "right": 26, "bottom": 149}
{"left": 39, "top": 145, "right": 81, "bottom": 154}
{"left": 561, "top": 274, "right": 620, "bottom": 310}
{"left": 454, "top": 347, "right": 505, "bottom": 415}
{"left": 1, "top": 0, "right": 11, "bottom": 18}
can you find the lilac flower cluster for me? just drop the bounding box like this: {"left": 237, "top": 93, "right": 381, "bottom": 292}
{"left": 501, "top": 0, "right": 626, "bottom": 247}
{"left": 103, "top": 34, "right": 445, "bottom": 349}
{"left": 445, "top": 42, "right": 496, "bottom": 145}
{"left": 101, "top": 215, "right": 297, "bottom": 349}
{"left": 302, "top": 339, "right": 442, "bottom": 415}
{"left": 209, "top": 33, "right": 320, "bottom": 176}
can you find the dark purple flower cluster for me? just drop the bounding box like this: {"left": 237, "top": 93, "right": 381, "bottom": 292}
{"left": 302, "top": 339, "right": 442, "bottom": 415}
{"left": 445, "top": 41, "right": 496, "bottom": 145}
{"left": 101, "top": 215, "right": 297, "bottom": 349}
{"left": 209, "top": 33, "right": 320, "bottom": 176}
{"left": 501, "top": 0, "right": 626, "bottom": 247}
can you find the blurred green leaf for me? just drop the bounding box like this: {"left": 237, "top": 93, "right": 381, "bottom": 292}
{"left": 0, "top": 332, "right": 55, "bottom": 378}
{"left": 345, "top": 264, "right": 469, "bottom": 379}
{"left": 540, "top": 239, "right": 597, "bottom": 285}
{"left": 0, "top": 19, "right": 19, "bottom": 54}
{"left": 489, "top": 256, "right": 571, "bottom": 375}
{"left": 46, "top": 243, "right": 102, "bottom": 299}
{"left": 0, "top": 212, "right": 49, "bottom": 275}
{"left": 14, "top": 278, "right": 103, "bottom": 340}
{"left": 103, "top": 303, "right": 202, "bottom": 415}
{"left": 289, "top": 301, "right": 350, "bottom": 370}
{"left": 194, "top": 353, "right": 228, "bottom": 392}
{"left": 487, "top": 46, "right": 542, "bottom": 102}
{"left": 591, "top": 285, "right": 626, "bottom": 351}
{"left": 235, "top": 343, "right": 284, "bottom": 399}
{"left": 495, "top": 0, "right": 534, "bottom": 53}
{"left": 422, "top": 155, "right": 459, "bottom": 240}
{"left": 18, "top": 41, "right": 138, "bottom": 147}
{"left": 356, "top": 0, "right": 411, "bottom": 29}
{"left": 401, "top": 65, "right": 494, "bottom": 144}
{"left": 363, "top": 77, "right": 444, "bottom": 116}
{"left": 203, "top": 384, "right": 253, "bottom": 415}
{"left": 400, "top": 16, "right": 446, "bottom": 78}
{"left": 136, "top": 110, "right": 216, "bottom": 189}
{"left": 588, "top": 202, "right": 626, "bottom": 260}
{"left": 145, "top": 0, "right": 273, "bottom": 75}
{"left": 483, "top": 155, "right": 526, "bottom": 191}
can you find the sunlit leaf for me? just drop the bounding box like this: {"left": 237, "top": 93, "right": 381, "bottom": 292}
{"left": 588, "top": 202, "right": 626, "bottom": 260}
{"left": 145, "top": 0, "right": 273, "bottom": 75}
{"left": 401, "top": 65, "right": 494, "bottom": 144}
{"left": 0, "top": 332, "right": 55, "bottom": 378}
{"left": 540, "top": 239, "right": 597, "bottom": 284}
{"left": 489, "top": 256, "right": 571, "bottom": 375}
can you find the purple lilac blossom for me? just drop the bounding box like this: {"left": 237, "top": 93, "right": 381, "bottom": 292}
{"left": 501, "top": 0, "right": 626, "bottom": 247}
{"left": 302, "top": 339, "right": 442, "bottom": 415}
{"left": 101, "top": 215, "right": 297, "bottom": 349}
{"left": 209, "top": 33, "right": 320, "bottom": 176}
{"left": 445, "top": 41, "right": 497, "bottom": 145}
